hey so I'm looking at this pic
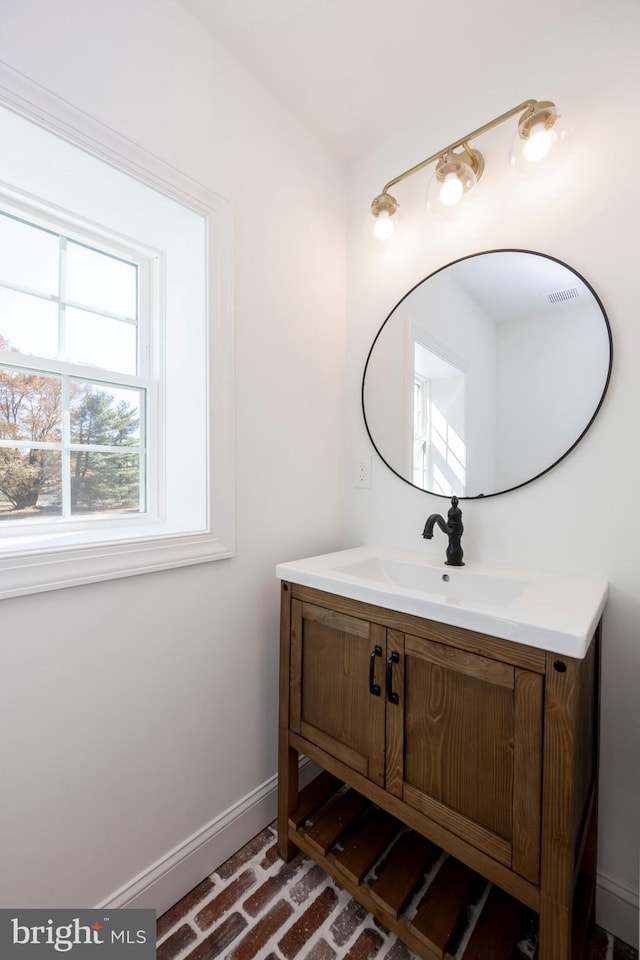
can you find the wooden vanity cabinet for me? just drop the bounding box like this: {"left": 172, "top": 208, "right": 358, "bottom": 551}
{"left": 385, "top": 629, "right": 544, "bottom": 887}
{"left": 289, "top": 599, "right": 387, "bottom": 787}
{"left": 278, "top": 581, "right": 601, "bottom": 960}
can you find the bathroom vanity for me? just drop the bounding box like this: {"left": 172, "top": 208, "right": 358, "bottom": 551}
{"left": 276, "top": 548, "right": 607, "bottom": 960}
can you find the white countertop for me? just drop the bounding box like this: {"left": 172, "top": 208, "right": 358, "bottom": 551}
{"left": 276, "top": 546, "right": 608, "bottom": 658}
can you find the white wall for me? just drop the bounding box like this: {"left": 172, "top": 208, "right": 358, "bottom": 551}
{"left": 495, "top": 301, "right": 609, "bottom": 490}
{"left": 0, "top": 0, "right": 345, "bottom": 912}
{"left": 345, "top": 2, "right": 640, "bottom": 947}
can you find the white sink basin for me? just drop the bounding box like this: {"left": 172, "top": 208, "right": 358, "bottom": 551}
{"left": 333, "top": 556, "right": 527, "bottom": 607}
{"left": 276, "top": 546, "right": 608, "bottom": 658}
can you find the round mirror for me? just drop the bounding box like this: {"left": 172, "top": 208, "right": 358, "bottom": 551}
{"left": 362, "top": 249, "right": 612, "bottom": 499}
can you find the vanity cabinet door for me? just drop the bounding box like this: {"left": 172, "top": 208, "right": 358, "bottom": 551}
{"left": 385, "top": 631, "right": 544, "bottom": 883}
{"left": 289, "top": 599, "right": 386, "bottom": 787}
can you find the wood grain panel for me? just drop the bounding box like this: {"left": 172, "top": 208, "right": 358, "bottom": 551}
{"left": 333, "top": 807, "right": 400, "bottom": 885}
{"left": 291, "top": 599, "right": 386, "bottom": 785}
{"left": 290, "top": 598, "right": 303, "bottom": 735}
{"left": 299, "top": 721, "right": 369, "bottom": 776}
{"left": 571, "top": 869, "right": 595, "bottom": 960}
{"left": 539, "top": 638, "right": 598, "bottom": 960}
{"left": 405, "top": 634, "right": 514, "bottom": 689}
{"left": 303, "top": 788, "right": 369, "bottom": 855}
{"left": 278, "top": 583, "right": 298, "bottom": 861}
{"left": 369, "top": 831, "right": 439, "bottom": 918}
{"left": 367, "top": 623, "right": 387, "bottom": 786}
{"left": 288, "top": 770, "right": 343, "bottom": 830}
{"left": 300, "top": 617, "right": 371, "bottom": 757}
{"left": 541, "top": 651, "right": 582, "bottom": 907}
{"left": 459, "top": 885, "right": 524, "bottom": 959}
{"left": 403, "top": 651, "right": 514, "bottom": 842}
{"left": 538, "top": 895, "right": 572, "bottom": 960}
{"left": 412, "top": 857, "right": 484, "bottom": 959}
{"left": 403, "top": 784, "right": 512, "bottom": 867}
{"left": 575, "top": 785, "right": 597, "bottom": 887}
{"left": 512, "top": 668, "right": 543, "bottom": 883}
{"left": 289, "top": 583, "right": 545, "bottom": 672}
{"left": 572, "top": 638, "right": 596, "bottom": 863}
{"left": 301, "top": 601, "right": 370, "bottom": 639}
{"left": 384, "top": 630, "right": 405, "bottom": 799}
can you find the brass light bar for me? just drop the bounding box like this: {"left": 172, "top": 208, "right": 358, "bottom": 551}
{"left": 370, "top": 99, "right": 558, "bottom": 223}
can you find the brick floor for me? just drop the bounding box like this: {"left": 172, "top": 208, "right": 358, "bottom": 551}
{"left": 157, "top": 823, "right": 638, "bottom": 960}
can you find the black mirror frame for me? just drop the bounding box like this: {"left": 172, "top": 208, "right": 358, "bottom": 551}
{"left": 361, "top": 248, "right": 613, "bottom": 500}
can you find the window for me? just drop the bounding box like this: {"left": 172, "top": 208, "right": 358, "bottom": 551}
{"left": 412, "top": 338, "right": 467, "bottom": 496}
{"left": 412, "top": 372, "right": 429, "bottom": 490}
{"left": 0, "top": 207, "right": 154, "bottom": 525}
{"left": 0, "top": 64, "right": 234, "bottom": 598}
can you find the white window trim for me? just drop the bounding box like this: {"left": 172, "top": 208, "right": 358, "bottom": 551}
{"left": 0, "top": 61, "right": 235, "bottom": 599}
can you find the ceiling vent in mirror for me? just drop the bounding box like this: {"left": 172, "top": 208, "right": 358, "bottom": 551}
{"left": 545, "top": 287, "right": 580, "bottom": 304}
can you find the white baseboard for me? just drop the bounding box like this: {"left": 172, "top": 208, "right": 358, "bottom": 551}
{"left": 97, "top": 759, "right": 320, "bottom": 916}
{"left": 596, "top": 869, "right": 639, "bottom": 949}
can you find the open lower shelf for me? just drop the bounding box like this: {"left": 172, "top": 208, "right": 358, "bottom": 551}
{"left": 288, "top": 771, "right": 538, "bottom": 960}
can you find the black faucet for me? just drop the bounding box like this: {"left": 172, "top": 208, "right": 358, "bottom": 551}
{"left": 422, "top": 496, "right": 465, "bottom": 567}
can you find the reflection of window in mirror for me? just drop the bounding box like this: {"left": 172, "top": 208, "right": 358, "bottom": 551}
{"left": 364, "top": 251, "right": 611, "bottom": 498}
{"left": 412, "top": 338, "right": 467, "bottom": 496}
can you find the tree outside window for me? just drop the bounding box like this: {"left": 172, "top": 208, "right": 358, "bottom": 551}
{"left": 0, "top": 206, "right": 148, "bottom": 524}
{"left": 0, "top": 345, "right": 143, "bottom": 519}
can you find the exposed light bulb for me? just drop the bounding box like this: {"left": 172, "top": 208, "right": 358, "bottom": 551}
{"left": 367, "top": 193, "right": 401, "bottom": 252}
{"left": 427, "top": 150, "right": 482, "bottom": 216}
{"left": 439, "top": 175, "right": 464, "bottom": 206}
{"left": 510, "top": 102, "right": 570, "bottom": 176}
{"left": 523, "top": 125, "right": 554, "bottom": 162}
{"left": 373, "top": 210, "right": 395, "bottom": 240}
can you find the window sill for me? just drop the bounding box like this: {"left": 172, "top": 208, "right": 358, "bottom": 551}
{"left": 0, "top": 527, "right": 234, "bottom": 600}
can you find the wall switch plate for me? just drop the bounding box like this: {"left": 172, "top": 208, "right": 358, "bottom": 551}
{"left": 354, "top": 456, "right": 371, "bottom": 488}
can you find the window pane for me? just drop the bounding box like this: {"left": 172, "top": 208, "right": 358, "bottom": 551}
{"left": 0, "top": 448, "right": 61, "bottom": 519}
{"left": 0, "top": 213, "right": 59, "bottom": 295}
{"left": 69, "top": 382, "right": 141, "bottom": 446}
{"left": 66, "top": 307, "right": 136, "bottom": 373}
{"left": 0, "top": 287, "right": 59, "bottom": 358}
{"left": 66, "top": 242, "right": 137, "bottom": 318}
{"left": 70, "top": 451, "right": 141, "bottom": 515}
{"left": 0, "top": 367, "right": 62, "bottom": 442}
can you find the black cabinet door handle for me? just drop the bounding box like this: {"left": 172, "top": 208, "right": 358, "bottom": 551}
{"left": 386, "top": 651, "right": 400, "bottom": 704}
{"left": 369, "top": 645, "right": 382, "bottom": 696}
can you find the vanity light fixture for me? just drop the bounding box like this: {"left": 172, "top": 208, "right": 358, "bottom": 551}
{"left": 427, "top": 145, "right": 484, "bottom": 214}
{"left": 369, "top": 99, "right": 566, "bottom": 242}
